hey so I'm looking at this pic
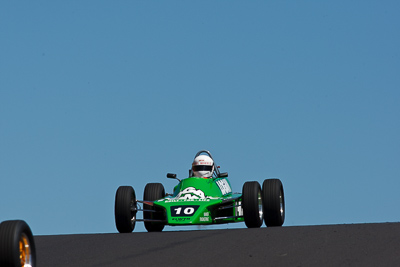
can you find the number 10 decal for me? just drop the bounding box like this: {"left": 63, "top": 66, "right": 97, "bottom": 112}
{"left": 171, "top": 205, "right": 199, "bottom": 217}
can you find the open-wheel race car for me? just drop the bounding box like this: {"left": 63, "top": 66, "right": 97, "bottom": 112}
{"left": 114, "top": 150, "right": 285, "bottom": 232}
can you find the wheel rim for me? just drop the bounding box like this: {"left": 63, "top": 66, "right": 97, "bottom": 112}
{"left": 279, "top": 188, "right": 284, "bottom": 217}
{"left": 258, "top": 191, "right": 263, "bottom": 221}
{"left": 130, "top": 196, "right": 137, "bottom": 227}
{"left": 19, "top": 233, "right": 32, "bottom": 267}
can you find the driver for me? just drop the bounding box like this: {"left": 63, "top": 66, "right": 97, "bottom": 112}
{"left": 192, "top": 155, "right": 214, "bottom": 178}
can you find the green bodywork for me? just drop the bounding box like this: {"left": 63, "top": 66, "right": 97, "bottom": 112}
{"left": 153, "top": 177, "right": 244, "bottom": 225}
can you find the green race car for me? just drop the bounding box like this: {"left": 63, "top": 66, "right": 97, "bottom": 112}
{"left": 114, "top": 150, "right": 285, "bottom": 232}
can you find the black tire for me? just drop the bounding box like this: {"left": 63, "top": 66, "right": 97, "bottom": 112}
{"left": 262, "top": 179, "right": 285, "bottom": 227}
{"left": 143, "top": 183, "right": 166, "bottom": 232}
{"left": 242, "top": 181, "right": 263, "bottom": 228}
{"left": 0, "top": 220, "right": 36, "bottom": 267}
{"left": 115, "top": 186, "right": 137, "bottom": 233}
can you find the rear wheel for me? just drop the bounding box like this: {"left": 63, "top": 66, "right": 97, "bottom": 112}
{"left": 262, "top": 179, "right": 285, "bottom": 227}
{"left": 0, "top": 220, "right": 36, "bottom": 267}
{"left": 242, "top": 181, "right": 263, "bottom": 228}
{"left": 115, "top": 186, "right": 137, "bottom": 233}
{"left": 143, "top": 183, "right": 166, "bottom": 232}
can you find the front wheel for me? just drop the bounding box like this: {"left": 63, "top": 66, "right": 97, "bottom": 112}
{"left": 262, "top": 179, "right": 285, "bottom": 227}
{"left": 143, "top": 183, "right": 166, "bottom": 232}
{"left": 242, "top": 181, "right": 263, "bottom": 228}
{"left": 115, "top": 186, "right": 137, "bottom": 233}
{"left": 0, "top": 220, "right": 36, "bottom": 267}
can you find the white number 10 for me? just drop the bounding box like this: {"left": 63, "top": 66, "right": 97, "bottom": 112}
{"left": 174, "top": 207, "right": 195, "bottom": 215}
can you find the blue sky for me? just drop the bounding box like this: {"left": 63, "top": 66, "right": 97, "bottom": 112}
{"left": 1, "top": 1, "right": 399, "bottom": 235}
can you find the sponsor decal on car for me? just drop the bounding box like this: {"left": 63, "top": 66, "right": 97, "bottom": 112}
{"left": 216, "top": 178, "right": 232, "bottom": 195}
{"left": 235, "top": 200, "right": 243, "bottom": 216}
{"left": 199, "top": 211, "right": 211, "bottom": 222}
{"left": 164, "top": 187, "right": 219, "bottom": 203}
{"left": 176, "top": 187, "right": 206, "bottom": 200}
{"left": 200, "top": 217, "right": 210, "bottom": 222}
{"left": 164, "top": 198, "right": 214, "bottom": 203}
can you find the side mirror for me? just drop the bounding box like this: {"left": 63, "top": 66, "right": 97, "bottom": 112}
{"left": 218, "top": 172, "right": 228, "bottom": 178}
{"left": 167, "top": 173, "right": 181, "bottom": 182}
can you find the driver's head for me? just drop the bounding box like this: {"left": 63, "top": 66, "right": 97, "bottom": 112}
{"left": 192, "top": 155, "right": 214, "bottom": 178}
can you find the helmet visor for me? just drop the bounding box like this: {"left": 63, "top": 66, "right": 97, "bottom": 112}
{"left": 193, "top": 165, "right": 213, "bottom": 172}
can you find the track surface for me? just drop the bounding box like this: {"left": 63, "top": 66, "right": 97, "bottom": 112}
{"left": 35, "top": 223, "right": 400, "bottom": 267}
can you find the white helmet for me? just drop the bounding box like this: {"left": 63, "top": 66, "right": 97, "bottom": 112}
{"left": 192, "top": 155, "right": 214, "bottom": 178}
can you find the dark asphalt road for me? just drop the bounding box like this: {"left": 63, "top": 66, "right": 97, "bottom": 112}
{"left": 34, "top": 223, "right": 400, "bottom": 267}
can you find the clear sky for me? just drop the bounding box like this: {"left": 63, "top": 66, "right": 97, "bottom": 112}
{"left": 1, "top": 1, "right": 399, "bottom": 235}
